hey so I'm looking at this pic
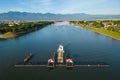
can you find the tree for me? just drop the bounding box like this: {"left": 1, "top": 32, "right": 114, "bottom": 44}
{"left": 96, "top": 23, "right": 104, "bottom": 28}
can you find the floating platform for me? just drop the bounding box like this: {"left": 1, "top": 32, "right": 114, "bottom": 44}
{"left": 15, "top": 61, "right": 110, "bottom": 68}
{"left": 15, "top": 62, "right": 47, "bottom": 67}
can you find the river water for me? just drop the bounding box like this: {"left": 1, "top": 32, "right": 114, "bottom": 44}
{"left": 0, "top": 22, "right": 120, "bottom": 80}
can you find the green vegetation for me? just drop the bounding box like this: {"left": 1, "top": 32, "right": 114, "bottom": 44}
{"left": 0, "top": 21, "right": 53, "bottom": 33}
{"left": 0, "top": 21, "right": 53, "bottom": 39}
{"left": 70, "top": 20, "right": 120, "bottom": 40}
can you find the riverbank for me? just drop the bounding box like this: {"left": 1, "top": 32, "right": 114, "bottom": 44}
{"left": 72, "top": 24, "right": 120, "bottom": 40}
{"left": 0, "top": 32, "right": 16, "bottom": 39}
{"left": 0, "top": 21, "right": 53, "bottom": 39}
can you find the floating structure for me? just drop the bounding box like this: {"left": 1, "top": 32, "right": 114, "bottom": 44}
{"left": 66, "top": 57, "right": 73, "bottom": 68}
{"left": 47, "top": 44, "right": 73, "bottom": 68}
{"left": 47, "top": 53, "right": 55, "bottom": 68}
{"left": 57, "top": 44, "right": 64, "bottom": 64}
{"left": 15, "top": 45, "right": 110, "bottom": 69}
{"left": 15, "top": 62, "right": 109, "bottom": 67}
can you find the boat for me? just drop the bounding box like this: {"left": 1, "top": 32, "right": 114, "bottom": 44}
{"left": 24, "top": 53, "right": 32, "bottom": 62}
{"left": 47, "top": 53, "right": 56, "bottom": 68}
{"left": 57, "top": 44, "right": 64, "bottom": 64}
{"left": 47, "top": 58, "right": 55, "bottom": 68}
{"left": 65, "top": 54, "right": 73, "bottom": 68}
{"left": 66, "top": 58, "right": 73, "bottom": 68}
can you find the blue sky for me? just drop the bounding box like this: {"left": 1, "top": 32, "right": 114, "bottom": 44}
{"left": 0, "top": 0, "right": 120, "bottom": 14}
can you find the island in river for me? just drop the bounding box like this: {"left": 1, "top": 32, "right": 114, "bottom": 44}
{"left": 70, "top": 20, "right": 120, "bottom": 40}
{"left": 0, "top": 21, "right": 53, "bottom": 39}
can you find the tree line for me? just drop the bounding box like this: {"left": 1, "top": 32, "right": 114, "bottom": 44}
{"left": 0, "top": 21, "right": 53, "bottom": 33}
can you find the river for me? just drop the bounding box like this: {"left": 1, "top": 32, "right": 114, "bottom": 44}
{"left": 0, "top": 22, "right": 120, "bottom": 80}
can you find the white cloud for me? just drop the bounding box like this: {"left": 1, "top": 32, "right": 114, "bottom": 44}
{"left": 58, "top": 0, "right": 109, "bottom": 14}
{"left": 39, "top": 0, "right": 52, "bottom": 6}
{"left": 25, "top": 0, "right": 53, "bottom": 6}
{"left": 23, "top": 0, "right": 53, "bottom": 6}
{"left": 9, "top": 0, "right": 120, "bottom": 14}
{"left": 19, "top": 0, "right": 54, "bottom": 13}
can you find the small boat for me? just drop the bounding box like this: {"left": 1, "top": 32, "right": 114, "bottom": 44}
{"left": 48, "top": 58, "right": 55, "bottom": 67}
{"left": 66, "top": 54, "right": 73, "bottom": 68}
{"left": 66, "top": 59, "right": 73, "bottom": 68}
{"left": 24, "top": 53, "right": 32, "bottom": 62}
{"left": 47, "top": 53, "right": 55, "bottom": 68}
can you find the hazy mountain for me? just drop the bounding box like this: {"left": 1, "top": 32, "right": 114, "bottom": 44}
{"left": 0, "top": 11, "right": 120, "bottom": 21}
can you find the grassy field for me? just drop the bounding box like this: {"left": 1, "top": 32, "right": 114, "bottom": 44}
{"left": 78, "top": 25, "right": 120, "bottom": 40}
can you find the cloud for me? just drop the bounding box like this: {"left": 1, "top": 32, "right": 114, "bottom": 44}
{"left": 20, "top": 0, "right": 53, "bottom": 6}
{"left": 18, "top": 0, "right": 54, "bottom": 13}
{"left": 58, "top": 0, "right": 110, "bottom": 14}
{"left": 2, "top": 0, "right": 119, "bottom": 14}
{"left": 26, "top": 0, "right": 53, "bottom": 6}
{"left": 39, "top": 0, "right": 52, "bottom": 6}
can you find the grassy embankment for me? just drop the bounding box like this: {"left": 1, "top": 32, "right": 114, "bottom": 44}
{"left": 84, "top": 25, "right": 120, "bottom": 40}
{"left": 73, "top": 23, "right": 120, "bottom": 40}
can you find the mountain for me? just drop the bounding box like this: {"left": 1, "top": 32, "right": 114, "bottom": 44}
{"left": 0, "top": 11, "right": 120, "bottom": 21}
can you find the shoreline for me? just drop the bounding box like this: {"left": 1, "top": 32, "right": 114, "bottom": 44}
{"left": 0, "top": 26, "right": 47, "bottom": 39}
{"left": 86, "top": 27, "right": 120, "bottom": 40}
{"left": 0, "top": 32, "right": 16, "bottom": 39}
{"left": 0, "top": 21, "right": 53, "bottom": 39}
{"left": 74, "top": 24, "right": 120, "bottom": 40}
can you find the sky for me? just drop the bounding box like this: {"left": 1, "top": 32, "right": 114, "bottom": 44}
{"left": 0, "top": 0, "right": 120, "bottom": 14}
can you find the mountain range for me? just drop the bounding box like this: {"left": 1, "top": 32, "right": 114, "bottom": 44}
{"left": 0, "top": 11, "right": 120, "bottom": 21}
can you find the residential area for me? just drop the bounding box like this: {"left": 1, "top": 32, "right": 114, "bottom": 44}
{"left": 70, "top": 20, "right": 120, "bottom": 33}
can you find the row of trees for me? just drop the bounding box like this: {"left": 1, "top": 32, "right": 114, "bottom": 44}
{"left": 0, "top": 21, "right": 53, "bottom": 33}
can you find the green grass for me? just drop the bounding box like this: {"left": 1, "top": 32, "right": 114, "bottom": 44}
{"left": 83, "top": 25, "right": 120, "bottom": 40}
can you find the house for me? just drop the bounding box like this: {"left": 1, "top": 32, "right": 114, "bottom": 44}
{"left": 118, "top": 30, "right": 120, "bottom": 32}
{"left": 8, "top": 22, "right": 14, "bottom": 27}
{"left": 8, "top": 21, "right": 20, "bottom": 27}
{"left": 102, "top": 22, "right": 114, "bottom": 28}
